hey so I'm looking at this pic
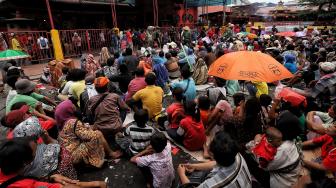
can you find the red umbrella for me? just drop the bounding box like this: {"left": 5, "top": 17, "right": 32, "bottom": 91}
{"left": 275, "top": 31, "right": 296, "bottom": 37}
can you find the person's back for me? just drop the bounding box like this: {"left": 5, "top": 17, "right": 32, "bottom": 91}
{"left": 171, "top": 65, "right": 196, "bottom": 102}
{"left": 69, "top": 69, "right": 86, "bottom": 104}
{"left": 132, "top": 73, "right": 163, "bottom": 119}
{"left": 109, "top": 64, "right": 132, "bottom": 93}
{"left": 125, "top": 68, "right": 147, "bottom": 101}
{"left": 123, "top": 48, "right": 139, "bottom": 74}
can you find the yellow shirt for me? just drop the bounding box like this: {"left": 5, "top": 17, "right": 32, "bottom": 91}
{"left": 11, "top": 38, "right": 22, "bottom": 51}
{"left": 252, "top": 81, "right": 268, "bottom": 98}
{"left": 132, "top": 85, "right": 163, "bottom": 119}
{"left": 70, "top": 80, "right": 86, "bottom": 106}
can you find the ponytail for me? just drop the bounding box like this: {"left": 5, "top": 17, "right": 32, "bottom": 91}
{"left": 184, "top": 101, "right": 201, "bottom": 122}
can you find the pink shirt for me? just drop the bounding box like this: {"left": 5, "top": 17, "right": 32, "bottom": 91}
{"left": 125, "top": 77, "right": 147, "bottom": 101}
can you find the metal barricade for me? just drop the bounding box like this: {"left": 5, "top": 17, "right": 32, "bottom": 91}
{"left": 1, "top": 31, "right": 54, "bottom": 63}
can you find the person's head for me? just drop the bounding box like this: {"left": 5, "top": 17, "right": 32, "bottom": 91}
{"left": 209, "top": 131, "right": 239, "bottom": 167}
{"left": 6, "top": 75, "right": 20, "bottom": 89}
{"left": 15, "top": 79, "right": 36, "bottom": 95}
{"left": 135, "top": 67, "right": 145, "bottom": 77}
{"left": 328, "top": 104, "right": 336, "bottom": 119}
{"left": 125, "top": 47, "right": 133, "bottom": 56}
{"left": 265, "top": 127, "right": 283, "bottom": 147}
{"left": 85, "top": 74, "right": 95, "bottom": 85}
{"left": 62, "top": 67, "right": 69, "bottom": 75}
{"left": 181, "top": 65, "right": 191, "bottom": 79}
{"left": 232, "top": 93, "right": 245, "bottom": 107}
{"left": 4, "top": 104, "right": 30, "bottom": 128}
{"left": 150, "top": 132, "right": 167, "bottom": 153}
{"left": 214, "top": 77, "right": 226, "bottom": 87}
{"left": 134, "top": 109, "right": 149, "bottom": 128}
{"left": 259, "top": 94, "right": 272, "bottom": 108}
{"left": 216, "top": 49, "right": 225, "bottom": 58}
{"left": 114, "top": 52, "right": 120, "bottom": 59}
{"left": 197, "top": 95, "right": 210, "bottom": 110}
{"left": 244, "top": 97, "right": 262, "bottom": 118}
{"left": 286, "top": 44, "right": 295, "bottom": 51}
{"left": 119, "top": 63, "right": 128, "bottom": 74}
{"left": 106, "top": 57, "right": 115, "bottom": 67}
{"left": 159, "top": 51, "right": 164, "bottom": 58}
{"left": 276, "top": 111, "right": 302, "bottom": 141}
{"left": 0, "top": 137, "right": 36, "bottom": 175}
{"left": 165, "top": 52, "right": 172, "bottom": 60}
{"left": 184, "top": 100, "right": 201, "bottom": 122}
{"left": 284, "top": 54, "right": 296, "bottom": 64}
{"left": 145, "top": 72, "right": 156, "bottom": 85}
{"left": 94, "top": 77, "right": 109, "bottom": 93}
{"left": 319, "top": 62, "right": 335, "bottom": 75}
{"left": 172, "top": 87, "right": 184, "bottom": 102}
{"left": 206, "top": 46, "right": 212, "bottom": 53}
{"left": 70, "top": 68, "right": 86, "bottom": 82}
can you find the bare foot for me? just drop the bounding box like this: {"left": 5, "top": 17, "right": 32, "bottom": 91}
{"left": 109, "top": 150, "right": 123, "bottom": 159}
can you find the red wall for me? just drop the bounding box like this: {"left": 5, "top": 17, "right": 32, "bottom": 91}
{"left": 176, "top": 5, "right": 197, "bottom": 27}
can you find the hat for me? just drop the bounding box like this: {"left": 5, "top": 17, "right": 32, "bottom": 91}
{"left": 320, "top": 62, "right": 336, "bottom": 72}
{"left": 5, "top": 105, "right": 29, "bottom": 128}
{"left": 85, "top": 75, "right": 95, "bottom": 84}
{"left": 15, "top": 79, "right": 37, "bottom": 94}
{"left": 94, "top": 77, "right": 109, "bottom": 88}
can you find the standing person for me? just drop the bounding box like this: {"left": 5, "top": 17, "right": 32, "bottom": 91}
{"left": 37, "top": 35, "right": 49, "bottom": 59}
{"left": 10, "top": 33, "right": 22, "bottom": 51}
{"left": 126, "top": 29, "right": 133, "bottom": 50}
{"left": 182, "top": 26, "right": 191, "bottom": 46}
{"left": 72, "top": 32, "right": 82, "bottom": 56}
{"left": 87, "top": 77, "right": 129, "bottom": 137}
{"left": 123, "top": 47, "right": 139, "bottom": 74}
{"left": 171, "top": 65, "right": 196, "bottom": 102}
{"left": 0, "top": 32, "right": 8, "bottom": 51}
{"left": 130, "top": 132, "right": 175, "bottom": 188}
{"left": 109, "top": 64, "right": 132, "bottom": 94}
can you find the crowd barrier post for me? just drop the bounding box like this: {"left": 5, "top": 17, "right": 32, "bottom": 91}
{"left": 50, "top": 29, "right": 64, "bottom": 61}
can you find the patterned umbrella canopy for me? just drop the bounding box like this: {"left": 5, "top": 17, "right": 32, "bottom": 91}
{"left": 0, "top": 49, "right": 29, "bottom": 61}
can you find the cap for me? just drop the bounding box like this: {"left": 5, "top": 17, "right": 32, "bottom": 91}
{"left": 94, "top": 77, "right": 109, "bottom": 88}
{"left": 320, "top": 62, "right": 336, "bottom": 72}
{"left": 15, "top": 79, "right": 37, "bottom": 94}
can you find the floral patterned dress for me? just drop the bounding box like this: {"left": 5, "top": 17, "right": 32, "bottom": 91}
{"left": 58, "top": 119, "right": 105, "bottom": 168}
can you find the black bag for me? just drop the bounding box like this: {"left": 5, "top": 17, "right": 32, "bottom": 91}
{"left": 84, "top": 93, "right": 108, "bottom": 124}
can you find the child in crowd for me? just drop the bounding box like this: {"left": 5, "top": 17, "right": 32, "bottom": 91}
{"left": 117, "top": 109, "right": 154, "bottom": 157}
{"left": 246, "top": 127, "right": 283, "bottom": 168}
{"left": 232, "top": 92, "right": 245, "bottom": 116}
{"left": 197, "top": 95, "right": 211, "bottom": 127}
{"left": 130, "top": 132, "right": 175, "bottom": 188}
{"left": 166, "top": 87, "right": 185, "bottom": 131}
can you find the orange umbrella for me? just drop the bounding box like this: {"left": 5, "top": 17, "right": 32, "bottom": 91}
{"left": 275, "top": 31, "right": 296, "bottom": 37}
{"left": 208, "top": 51, "right": 293, "bottom": 82}
{"left": 247, "top": 33, "right": 257, "bottom": 39}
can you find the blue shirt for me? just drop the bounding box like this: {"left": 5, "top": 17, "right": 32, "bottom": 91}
{"left": 171, "top": 78, "right": 196, "bottom": 101}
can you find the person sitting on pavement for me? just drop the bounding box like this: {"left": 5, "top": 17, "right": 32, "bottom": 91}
{"left": 306, "top": 104, "right": 336, "bottom": 135}
{"left": 130, "top": 72, "right": 164, "bottom": 120}
{"left": 166, "top": 87, "right": 185, "bottom": 135}
{"left": 130, "top": 132, "right": 175, "bottom": 188}
{"left": 109, "top": 63, "right": 132, "bottom": 94}
{"left": 86, "top": 77, "right": 129, "bottom": 138}
{"left": 125, "top": 67, "right": 147, "bottom": 101}
{"left": 6, "top": 79, "right": 56, "bottom": 114}
{"left": 69, "top": 68, "right": 87, "bottom": 106}
{"left": 79, "top": 75, "right": 98, "bottom": 113}
{"left": 170, "top": 65, "right": 196, "bottom": 102}
{"left": 177, "top": 131, "right": 252, "bottom": 187}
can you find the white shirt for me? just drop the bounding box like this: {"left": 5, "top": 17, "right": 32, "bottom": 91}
{"left": 37, "top": 37, "right": 49, "bottom": 49}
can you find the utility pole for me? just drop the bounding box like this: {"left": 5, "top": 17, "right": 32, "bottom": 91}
{"left": 45, "top": 0, "right": 55, "bottom": 29}
{"left": 222, "top": 0, "right": 227, "bottom": 26}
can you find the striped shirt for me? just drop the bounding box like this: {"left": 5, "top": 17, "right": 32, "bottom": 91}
{"left": 198, "top": 154, "right": 252, "bottom": 188}
{"left": 125, "top": 124, "right": 154, "bottom": 154}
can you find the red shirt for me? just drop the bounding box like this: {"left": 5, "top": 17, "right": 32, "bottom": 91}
{"left": 0, "top": 171, "right": 61, "bottom": 188}
{"left": 200, "top": 109, "right": 209, "bottom": 127}
{"left": 313, "top": 134, "right": 336, "bottom": 171}
{"left": 125, "top": 77, "right": 147, "bottom": 101}
{"left": 166, "top": 103, "right": 184, "bottom": 129}
{"left": 180, "top": 116, "right": 206, "bottom": 151}
{"left": 126, "top": 31, "right": 132, "bottom": 43}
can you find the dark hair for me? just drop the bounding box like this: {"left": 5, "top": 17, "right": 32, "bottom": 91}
{"left": 232, "top": 93, "right": 245, "bottom": 106}
{"left": 6, "top": 75, "right": 19, "bottom": 89}
{"left": 214, "top": 77, "right": 226, "bottom": 87}
{"left": 181, "top": 64, "right": 191, "bottom": 79}
{"left": 209, "top": 131, "right": 239, "bottom": 167}
{"left": 6, "top": 68, "right": 21, "bottom": 78}
{"left": 8, "top": 60, "right": 17, "bottom": 67}
{"left": 70, "top": 69, "right": 86, "bottom": 81}
{"left": 286, "top": 44, "right": 295, "bottom": 51}
{"left": 165, "top": 52, "right": 172, "bottom": 59}
{"left": 172, "top": 87, "right": 184, "bottom": 102}
{"left": 125, "top": 48, "right": 132, "bottom": 56}
{"left": 114, "top": 52, "right": 120, "bottom": 59}
{"left": 159, "top": 51, "right": 164, "bottom": 57}
{"left": 216, "top": 49, "right": 225, "bottom": 58}
{"left": 150, "top": 132, "right": 167, "bottom": 153}
{"left": 171, "top": 50, "right": 178, "bottom": 57}
{"left": 145, "top": 73, "right": 156, "bottom": 85}
{"left": 62, "top": 67, "right": 69, "bottom": 74}
{"left": 198, "top": 95, "right": 210, "bottom": 110}
{"left": 207, "top": 46, "right": 212, "bottom": 53}
{"left": 259, "top": 94, "right": 272, "bottom": 108}
{"left": 95, "top": 84, "right": 108, "bottom": 93}
{"left": 0, "top": 138, "right": 34, "bottom": 175}
{"left": 134, "top": 109, "right": 149, "bottom": 127}
{"left": 107, "top": 57, "right": 115, "bottom": 67}
{"left": 276, "top": 111, "right": 302, "bottom": 141}
{"left": 184, "top": 101, "right": 201, "bottom": 122}
{"left": 119, "top": 64, "right": 128, "bottom": 74}
{"left": 135, "top": 67, "right": 145, "bottom": 77}
{"left": 10, "top": 102, "right": 27, "bottom": 111}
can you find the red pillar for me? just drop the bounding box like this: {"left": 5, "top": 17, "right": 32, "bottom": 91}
{"left": 45, "top": 0, "right": 55, "bottom": 29}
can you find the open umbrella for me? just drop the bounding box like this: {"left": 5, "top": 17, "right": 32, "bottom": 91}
{"left": 208, "top": 51, "right": 293, "bottom": 82}
{"left": 0, "top": 49, "right": 29, "bottom": 61}
{"left": 275, "top": 31, "right": 296, "bottom": 37}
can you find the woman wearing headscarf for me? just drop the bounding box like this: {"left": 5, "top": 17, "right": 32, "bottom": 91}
{"left": 85, "top": 54, "right": 100, "bottom": 75}
{"left": 12, "top": 116, "right": 77, "bottom": 180}
{"left": 58, "top": 97, "right": 122, "bottom": 168}
{"left": 191, "top": 53, "right": 208, "bottom": 85}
